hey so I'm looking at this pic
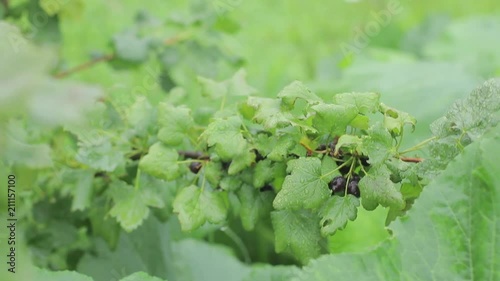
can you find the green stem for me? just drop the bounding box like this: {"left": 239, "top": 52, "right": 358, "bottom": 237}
{"left": 134, "top": 168, "right": 141, "bottom": 190}
{"left": 343, "top": 158, "right": 357, "bottom": 196}
{"left": 395, "top": 127, "right": 404, "bottom": 152}
{"left": 357, "top": 158, "right": 369, "bottom": 175}
{"left": 320, "top": 158, "right": 352, "bottom": 180}
{"left": 398, "top": 136, "right": 437, "bottom": 155}
{"left": 220, "top": 226, "right": 251, "bottom": 264}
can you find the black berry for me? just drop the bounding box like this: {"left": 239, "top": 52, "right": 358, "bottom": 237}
{"left": 347, "top": 180, "right": 360, "bottom": 197}
{"left": 189, "top": 162, "right": 202, "bottom": 174}
{"left": 351, "top": 174, "right": 361, "bottom": 182}
{"left": 329, "top": 176, "right": 346, "bottom": 194}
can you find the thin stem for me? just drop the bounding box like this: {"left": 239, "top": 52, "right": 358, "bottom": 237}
{"left": 395, "top": 127, "right": 404, "bottom": 152}
{"left": 357, "top": 158, "right": 369, "bottom": 175}
{"left": 53, "top": 32, "right": 190, "bottom": 79}
{"left": 220, "top": 226, "right": 251, "bottom": 264}
{"left": 320, "top": 158, "right": 352, "bottom": 180}
{"left": 400, "top": 157, "right": 423, "bottom": 163}
{"left": 398, "top": 136, "right": 437, "bottom": 155}
{"left": 134, "top": 168, "right": 141, "bottom": 190}
{"left": 343, "top": 158, "right": 357, "bottom": 196}
{"left": 54, "top": 54, "right": 115, "bottom": 79}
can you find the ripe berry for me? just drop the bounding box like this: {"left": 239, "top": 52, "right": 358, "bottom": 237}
{"left": 347, "top": 180, "right": 360, "bottom": 197}
{"left": 351, "top": 174, "right": 361, "bottom": 182}
{"left": 329, "top": 176, "right": 346, "bottom": 194}
{"left": 189, "top": 162, "right": 202, "bottom": 174}
{"left": 335, "top": 160, "right": 350, "bottom": 175}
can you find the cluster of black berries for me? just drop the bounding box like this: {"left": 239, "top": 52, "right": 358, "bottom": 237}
{"left": 316, "top": 137, "right": 371, "bottom": 198}
{"left": 328, "top": 174, "right": 360, "bottom": 197}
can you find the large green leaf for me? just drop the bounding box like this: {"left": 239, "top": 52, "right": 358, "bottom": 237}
{"left": 273, "top": 158, "right": 330, "bottom": 210}
{"left": 271, "top": 209, "right": 323, "bottom": 264}
{"left": 427, "top": 78, "right": 500, "bottom": 172}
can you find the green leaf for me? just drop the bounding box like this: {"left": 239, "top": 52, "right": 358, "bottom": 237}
{"left": 172, "top": 239, "right": 251, "bottom": 281}
{"left": 334, "top": 134, "right": 362, "bottom": 155}
{"left": 267, "top": 130, "right": 299, "bottom": 161}
{"left": 35, "top": 268, "right": 93, "bottom": 281}
{"left": 390, "top": 126, "right": 500, "bottom": 280}
{"left": 277, "top": 81, "right": 323, "bottom": 106}
{"left": 311, "top": 103, "right": 358, "bottom": 136}
{"left": 246, "top": 97, "right": 291, "bottom": 129}
{"left": 78, "top": 218, "right": 249, "bottom": 281}
{"left": 379, "top": 103, "right": 416, "bottom": 136}
{"left": 271, "top": 209, "right": 322, "bottom": 264}
{"left": 292, "top": 240, "right": 400, "bottom": 281}
{"left": 360, "top": 123, "right": 393, "bottom": 165}
{"left": 432, "top": 78, "right": 500, "bottom": 140}
{"left": 157, "top": 103, "right": 194, "bottom": 146}
{"left": 358, "top": 165, "right": 405, "bottom": 210}
{"left": 332, "top": 92, "right": 380, "bottom": 114}
{"left": 62, "top": 169, "right": 94, "bottom": 211}
{"left": 201, "top": 116, "right": 249, "bottom": 160}
{"left": 273, "top": 158, "right": 330, "bottom": 210}
{"left": 243, "top": 265, "right": 300, "bottom": 281}
{"left": 238, "top": 184, "right": 273, "bottom": 231}
{"left": 120, "top": 272, "right": 166, "bottom": 281}
{"left": 253, "top": 159, "right": 275, "bottom": 188}
{"left": 318, "top": 195, "right": 359, "bottom": 236}
{"left": 198, "top": 69, "right": 256, "bottom": 99}
{"left": 426, "top": 78, "right": 500, "bottom": 171}
{"left": 228, "top": 150, "right": 255, "bottom": 175}
{"left": 76, "top": 135, "right": 124, "bottom": 172}
{"left": 4, "top": 133, "right": 53, "bottom": 168}
{"left": 173, "top": 185, "right": 227, "bottom": 231}
{"left": 204, "top": 161, "right": 223, "bottom": 187}
{"left": 109, "top": 181, "right": 150, "bottom": 232}
{"left": 127, "top": 97, "right": 156, "bottom": 137}
{"left": 139, "top": 142, "right": 181, "bottom": 181}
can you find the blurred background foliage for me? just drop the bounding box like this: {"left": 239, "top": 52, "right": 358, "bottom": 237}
{"left": 1, "top": 0, "right": 499, "bottom": 280}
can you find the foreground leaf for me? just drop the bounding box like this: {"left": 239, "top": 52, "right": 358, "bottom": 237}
{"left": 271, "top": 209, "right": 322, "bottom": 263}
